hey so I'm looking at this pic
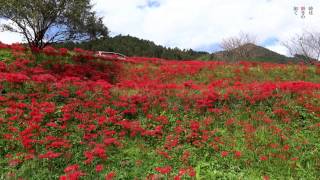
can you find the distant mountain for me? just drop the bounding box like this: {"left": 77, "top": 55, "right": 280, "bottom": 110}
{"left": 209, "top": 43, "right": 292, "bottom": 63}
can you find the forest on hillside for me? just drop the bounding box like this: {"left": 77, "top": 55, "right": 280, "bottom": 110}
{"left": 55, "top": 35, "right": 209, "bottom": 60}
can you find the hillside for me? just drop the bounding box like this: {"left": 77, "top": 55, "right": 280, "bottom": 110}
{"left": 56, "top": 37, "right": 312, "bottom": 64}
{"left": 211, "top": 43, "right": 292, "bottom": 63}
{"left": 1, "top": 44, "right": 320, "bottom": 179}
{"left": 56, "top": 35, "right": 209, "bottom": 60}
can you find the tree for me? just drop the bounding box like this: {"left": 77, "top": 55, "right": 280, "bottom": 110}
{"left": 220, "top": 32, "right": 257, "bottom": 61}
{"left": 81, "top": 12, "right": 109, "bottom": 41}
{"left": 282, "top": 31, "right": 320, "bottom": 63}
{"left": 0, "top": 0, "right": 109, "bottom": 50}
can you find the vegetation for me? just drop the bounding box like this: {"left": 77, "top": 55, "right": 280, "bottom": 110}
{"left": 219, "top": 32, "right": 257, "bottom": 61}
{"left": 213, "top": 43, "right": 293, "bottom": 64}
{"left": 282, "top": 31, "right": 320, "bottom": 63}
{"left": 55, "top": 34, "right": 313, "bottom": 64}
{"left": 55, "top": 35, "right": 209, "bottom": 60}
{"left": 0, "top": 0, "right": 108, "bottom": 50}
{"left": 0, "top": 43, "right": 320, "bottom": 179}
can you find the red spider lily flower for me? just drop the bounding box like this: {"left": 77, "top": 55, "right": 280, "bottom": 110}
{"left": 243, "top": 123, "right": 256, "bottom": 134}
{"left": 156, "top": 150, "right": 172, "bottom": 159}
{"left": 64, "top": 164, "right": 79, "bottom": 173}
{"left": 38, "top": 151, "right": 62, "bottom": 159}
{"left": 8, "top": 126, "right": 19, "bottom": 133}
{"left": 146, "top": 174, "right": 161, "bottom": 180}
{"left": 282, "top": 144, "right": 290, "bottom": 151}
{"left": 282, "top": 118, "right": 291, "bottom": 123}
{"left": 263, "top": 175, "right": 270, "bottom": 180}
{"left": 141, "top": 128, "right": 161, "bottom": 137}
{"left": 164, "top": 135, "right": 179, "bottom": 150}
{"left": 21, "top": 136, "right": 35, "bottom": 149}
{"left": 59, "top": 48, "right": 69, "bottom": 56}
{"left": 47, "top": 140, "right": 71, "bottom": 149}
{"left": 0, "top": 42, "right": 8, "bottom": 49}
{"left": 43, "top": 46, "right": 58, "bottom": 56}
{"left": 24, "top": 154, "right": 35, "bottom": 160}
{"left": 263, "top": 117, "right": 273, "bottom": 124}
{"left": 260, "top": 156, "right": 268, "bottom": 161}
{"left": 214, "top": 136, "right": 220, "bottom": 143}
{"left": 98, "top": 116, "right": 107, "bottom": 125}
{"left": 155, "top": 166, "right": 172, "bottom": 174}
{"left": 60, "top": 171, "right": 86, "bottom": 180}
{"left": 269, "top": 143, "right": 279, "bottom": 149}
{"left": 92, "top": 145, "right": 107, "bottom": 159}
{"left": 178, "top": 168, "right": 187, "bottom": 176}
{"left": 187, "top": 167, "right": 196, "bottom": 177}
{"left": 104, "top": 108, "right": 118, "bottom": 117}
{"left": 59, "top": 175, "right": 67, "bottom": 180}
{"left": 221, "top": 151, "right": 229, "bottom": 157}
{"left": 103, "top": 130, "right": 117, "bottom": 137}
{"left": 46, "top": 122, "right": 59, "bottom": 128}
{"left": 31, "top": 74, "right": 57, "bottom": 83}
{"left": 0, "top": 61, "right": 7, "bottom": 72}
{"left": 234, "top": 151, "right": 242, "bottom": 158}
{"left": 96, "top": 164, "right": 104, "bottom": 172}
{"left": 105, "top": 171, "right": 116, "bottom": 180}
{"left": 3, "top": 134, "right": 13, "bottom": 140}
{"left": 178, "top": 166, "right": 196, "bottom": 177}
{"left": 10, "top": 43, "right": 25, "bottom": 51}
{"left": 30, "top": 46, "right": 41, "bottom": 53}
{"left": 0, "top": 96, "right": 6, "bottom": 101}
{"left": 190, "top": 120, "right": 200, "bottom": 131}
{"left": 156, "top": 115, "right": 169, "bottom": 125}
{"left": 174, "top": 125, "right": 183, "bottom": 134}
{"left": 181, "top": 150, "right": 190, "bottom": 162}
{"left": 84, "top": 151, "right": 94, "bottom": 164}
{"left": 225, "top": 118, "right": 235, "bottom": 126}
{"left": 1, "top": 73, "right": 29, "bottom": 83}
{"left": 103, "top": 138, "right": 119, "bottom": 146}
{"left": 275, "top": 154, "right": 286, "bottom": 160}
{"left": 273, "top": 108, "right": 288, "bottom": 118}
{"left": 9, "top": 159, "right": 22, "bottom": 167}
{"left": 59, "top": 113, "right": 72, "bottom": 122}
{"left": 95, "top": 80, "right": 113, "bottom": 90}
{"left": 203, "top": 117, "right": 213, "bottom": 126}
{"left": 146, "top": 114, "right": 153, "bottom": 119}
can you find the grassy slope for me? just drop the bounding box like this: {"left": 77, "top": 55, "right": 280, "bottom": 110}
{"left": 0, "top": 46, "right": 320, "bottom": 179}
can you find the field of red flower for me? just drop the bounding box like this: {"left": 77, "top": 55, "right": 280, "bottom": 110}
{"left": 0, "top": 43, "right": 320, "bottom": 179}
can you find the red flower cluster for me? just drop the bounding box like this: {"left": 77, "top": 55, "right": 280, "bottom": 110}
{"left": 1, "top": 44, "right": 319, "bottom": 179}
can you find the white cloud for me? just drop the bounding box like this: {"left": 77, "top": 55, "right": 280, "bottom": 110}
{"left": 0, "top": 19, "right": 24, "bottom": 44}
{"left": 1, "top": 0, "right": 320, "bottom": 54}
{"left": 266, "top": 44, "right": 289, "bottom": 56}
{"left": 92, "top": 0, "right": 320, "bottom": 52}
{"left": 0, "top": 31, "right": 24, "bottom": 44}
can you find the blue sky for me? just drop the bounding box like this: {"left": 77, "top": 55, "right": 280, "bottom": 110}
{"left": 138, "top": 0, "right": 161, "bottom": 9}
{"left": 1, "top": 0, "right": 320, "bottom": 56}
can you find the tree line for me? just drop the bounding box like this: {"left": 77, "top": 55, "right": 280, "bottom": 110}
{"left": 55, "top": 35, "right": 209, "bottom": 60}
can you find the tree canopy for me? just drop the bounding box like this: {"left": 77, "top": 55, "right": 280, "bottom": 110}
{"left": 56, "top": 35, "right": 209, "bottom": 60}
{"left": 0, "top": 0, "right": 109, "bottom": 50}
